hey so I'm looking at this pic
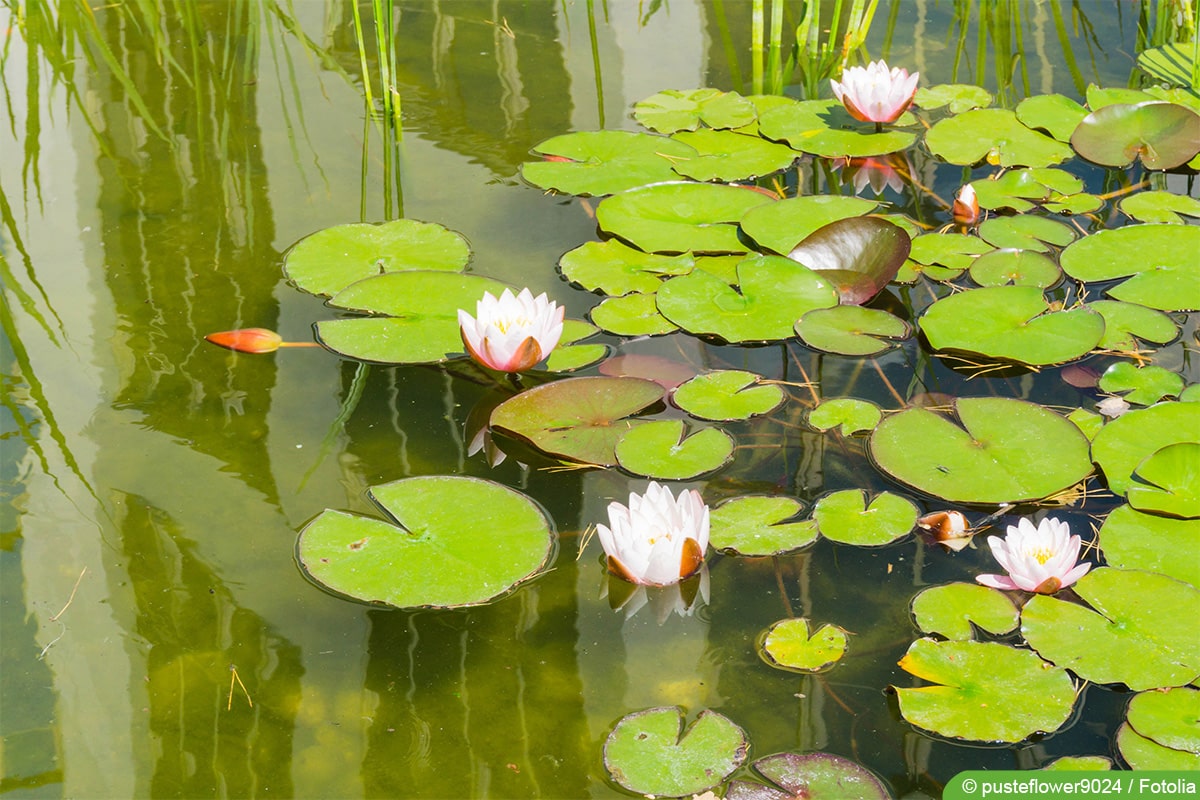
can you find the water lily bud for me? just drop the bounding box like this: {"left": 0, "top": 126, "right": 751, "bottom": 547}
{"left": 458, "top": 288, "right": 565, "bottom": 373}
{"left": 916, "top": 510, "right": 973, "bottom": 551}
{"left": 204, "top": 328, "right": 284, "bottom": 353}
{"left": 952, "top": 184, "right": 981, "bottom": 226}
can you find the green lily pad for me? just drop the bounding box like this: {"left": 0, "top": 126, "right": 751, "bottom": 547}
{"left": 634, "top": 88, "right": 758, "bottom": 133}
{"left": 759, "top": 618, "right": 848, "bottom": 673}
{"left": 1086, "top": 85, "right": 1164, "bottom": 109}
{"left": 1126, "top": 442, "right": 1200, "bottom": 518}
{"left": 796, "top": 306, "right": 910, "bottom": 356}
{"left": 969, "top": 249, "right": 1061, "bottom": 288}
{"left": 656, "top": 254, "right": 838, "bottom": 343}
{"left": 596, "top": 181, "right": 774, "bottom": 254}
{"left": 1091, "top": 402, "right": 1200, "bottom": 495}
{"left": 1041, "top": 756, "right": 1113, "bottom": 771}
{"left": 1138, "top": 42, "right": 1197, "bottom": 88}
{"left": 284, "top": 219, "right": 471, "bottom": 297}
{"left": 813, "top": 489, "right": 917, "bottom": 546}
{"left": 710, "top": 496, "right": 818, "bottom": 556}
{"left": 297, "top": 476, "right": 553, "bottom": 608}
{"left": 545, "top": 343, "right": 609, "bottom": 372}
{"left": 603, "top": 707, "right": 748, "bottom": 797}
{"left": 521, "top": 131, "right": 699, "bottom": 196}
{"left": 911, "top": 583, "right": 1020, "bottom": 640}
{"left": 785, "top": 217, "right": 912, "bottom": 304}
{"left": 1128, "top": 687, "right": 1200, "bottom": 757}
{"left": 1099, "top": 362, "right": 1184, "bottom": 406}
{"left": 1118, "top": 723, "right": 1200, "bottom": 770}
{"left": 490, "top": 376, "right": 664, "bottom": 466}
{"left": 1088, "top": 300, "right": 1178, "bottom": 351}
{"left": 920, "top": 285, "right": 1104, "bottom": 366}
{"left": 1071, "top": 102, "right": 1200, "bottom": 170}
{"left": 670, "top": 129, "right": 799, "bottom": 182}
{"left": 925, "top": 108, "right": 1074, "bottom": 167}
{"left": 978, "top": 215, "right": 1076, "bottom": 252}
{"left": 615, "top": 419, "right": 735, "bottom": 480}
{"left": 673, "top": 370, "right": 784, "bottom": 421}
{"left": 559, "top": 239, "right": 694, "bottom": 295}
{"left": 915, "top": 83, "right": 994, "bottom": 113}
{"left": 1022, "top": 567, "right": 1200, "bottom": 690}
{"left": 1068, "top": 408, "right": 1105, "bottom": 441}
{"left": 807, "top": 398, "right": 883, "bottom": 435}
{"left": 757, "top": 98, "right": 917, "bottom": 157}
{"left": 894, "top": 638, "right": 1076, "bottom": 742}
{"left": 590, "top": 292, "right": 679, "bottom": 336}
{"left": 1015, "top": 94, "right": 1089, "bottom": 142}
{"left": 1060, "top": 223, "right": 1200, "bottom": 312}
{"left": 725, "top": 752, "right": 891, "bottom": 800}
{"left": 969, "top": 168, "right": 1085, "bottom": 213}
{"left": 1184, "top": 384, "right": 1200, "bottom": 403}
{"left": 870, "top": 397, "right": 1094, "bottom": 504}
{"left": 740, "top": 195, "right": 878, "bottom": 256}
{"left": 1120, "top": 190, "right": 1200, "bottom": 224}
{"left": 907, "top": 232, "right": 994, "bottom": 279}
{"left": 1098, "top": 504, "right": 1200, "bottom": 587}
{"left": 316, "top": 272, "right": 510, "bottom": 364}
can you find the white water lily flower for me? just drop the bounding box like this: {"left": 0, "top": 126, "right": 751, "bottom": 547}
{"left": 596, "top": 482, "right": 710, "bottom": 586}
{"left": 831, "top": 60, "right": 919, "bottom": 124}
{"left": 458, "top": 288, "right": 564, "bottom": 373}
{"left": 976, "top": 517, "right": 1091, "bottom": 594}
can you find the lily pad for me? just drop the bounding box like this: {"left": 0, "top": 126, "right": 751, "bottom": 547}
{"left": 1126, "top": 442, "right": 1200, "bottom": 518}
{"left": 1060, "top": 223, "right": 1200, "bottom": 311}
{"left": 284, "top": 219, "right": 471, "bottom": 297}
{"left": 634, "top": 88, "right": 758, "bottom": 133}
{"left": 1088, "top": 300, "right": 1178, "bottom": 351}
{"left": 911, "top": 583, "right": 1020, "bottom": 640}
{"left": 656, "top": 254, "right": 838, "bottom": 343}
{"left": 796, "top": 306, "right": 910, "bottom": 356}
{"left": 1120, "top": 190, "right": 1200, "bottom": 224}
{"left": 1041, "top": 756, "right": 1113, "bottom": 771}
{"left": 545, "top": 343, "right": 609, "bottom": 372}
{"left": 740, "top": 195, "right": 879, "bottom": 256}
{"left": 969, "top": 168, "right": 1085, "bottom": 213}
{"left": 915, "top": 83, "right": 993, "bottom": 113}
{"left": 978, "top": 215, "right": 1076, "bottom": 253}
{"left": 1127, "top": 687, "right": 1200, "bottom": 757}
{"left": 725, "top": 752, "right": 891, "bottom": 800}
{"left": 813, "top": 489, "right": 917, "bottom": 546}
{"left": 1071, "top": 101, "right": 1200, "bottom": 170}
{"left": 1098, "top": 504, "right": 1200, "bottom": 587}
{"left": 521, "top": 131, "right": 699, "bottom": 196}
{"left": 893, "top": 638, "right": 1076, "bottom": 742}
{"left": 757, "top": 98, "right": 917, "bottom": 157}
{"left": 785, "top": 216, "right": 911, "bottom": 304}
{"left": 920, "top": 285, "right": 1104, "bottom": 366}
{"left": 615, "top": 419, "right": 735, "bottom": 480}
{"left": 1091, "top": 401, "right": 1200, "bottom": 495}
{"left": 490, "top": 376, "right": 664, "bottom": 466}
{"left": 670, "top": 129, "right": 799, "bottom": 182}
{"left": 1015, "top": 94, "right": 1089, "bottom": 142}
{"left": 1022, "top": 567, "right": 1200, "bottom": 690}
{"left": 316, "top": 272, "right": 510, "bottom": 364}
{"left": 559, "top": 239, "right": 694, "bottom": 295}
{"left": 596, "top": 182, "right": 774, "bottom": 254}
{"left": 1118, "top": 723, "right": 1200, "bottom": 770}
{"left": 590, "top": 292, "right": 679, "bottom": 336}
{"left": 906, "top": 232, "right": 994, "bottom": 280}
{"left": 603, "top": 707, "right": 748, "bottom": 797}
{"left": 672, "top": 370, "right": 784, "bottom": 421}
{"left": 969, "top": 249, "right": 1061, "bottom": 288}
{"left": 807, "top": 398, "right": 882, "bottom": 435}
{"left": 1099, "top": 362, "right": 1184, "bottom": 406}
{"left": 297, "top": 476, "right": 553, "bottom": 608}
{"left": 925, "top": 108, "right": 1074, "bottom": 167}
{"left": 710, "top": 496, "right": 818, "bottom": 556}
{"left": 870, "top": 397, "right": 1094, "bottom": 504}
{"left": 759, "top": 618, "right": 848, "bottom": 673}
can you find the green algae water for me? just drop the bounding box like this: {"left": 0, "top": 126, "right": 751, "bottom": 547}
{"left": 2, "top": 2, "right": 1196, "bottom": 798}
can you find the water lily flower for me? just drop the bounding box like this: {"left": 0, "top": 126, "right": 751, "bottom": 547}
{"left": 204, "top": 328, "right": 321, "bottom": 354}
{"left": 831, "top": 60, "right": 919, "bottom": 125}
{"left": 834, "top": 153, "right": 910, "bottom": 196}
{"left": 976, "top": 517, "right": 1091, "bottom": 594}
{"left": 458, "top": 288, "right": 565, "bottom": 373}
{"left": 596, "top": 482, "right": 709, "bottom": 586}
{"left": 952, "top": 184, "right": 982, "bottom": 226}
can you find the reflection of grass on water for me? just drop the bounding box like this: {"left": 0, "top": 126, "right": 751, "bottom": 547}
{"left": 351, "top": 0, "right": 405, "bottom": 220}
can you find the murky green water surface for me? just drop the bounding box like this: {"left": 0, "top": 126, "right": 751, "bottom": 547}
{"left": 1, "top": 1, "right": 1185, "bottom": 797}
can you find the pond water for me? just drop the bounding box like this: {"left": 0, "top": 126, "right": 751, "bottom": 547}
{"left": 2, "top": 1, "right": 1196, "bottom": 798}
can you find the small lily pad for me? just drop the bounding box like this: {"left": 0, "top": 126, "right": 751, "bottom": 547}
{"left": 978, "top": 215, "right": 1076, "bottom": 252}
{"left": 590, "top": 292, "right": 679, "bottom": 336}
{"left": 807, "top": 398, "right": 883, "bottom": 435}
{"left": 1098, "top": 504, "right": 1200, "bottom": 587}
{"left": 1041, "top": 756, "right": 1113, "bottom": 771}
{"left": 670, "top": 129, "right": 800, "bottom": 182}
{"left": 1126, "top": 442, "right": 1200, "bottom": 518}
{"left": 969, "top": 249, "right": 1060, "bottom": 288}
{"left": 1071, "top": 101, "right": 1200, "bottom": 170}
{"left": 1015, "top": 94, "right": 1089, "bottom": 142}
{"left": 1091, "top": 401, "right": 1200, "bottom": 496}
{"left": 634, "top": 88, "right": 758, "bottom": 133}
{"left": 1118, "top": 723, "right": 1200, "bottom": 770}
{"left": 894, "top": 638, "right": 1076, "bottom": 742}
{"left": 615, "top": 419, "right": 735, "bottom": 480}
{"left": 911, "top": 583, "right": 1020, "bottom": 640}
{"left": 1127, "top": 687, "right": 1200, "bottom": 757}
{"left": 925, "top": 108, "right": 1073, "bottom": 167}
{"left": 916, "top": 83, "right": 993, "bottom": 113}
{"left": 297, "top": 476, "right": 553, "bottom": 609}
{"left": 673, "top": 370, "right": 785, "bottom": 421}
{"left": 545, "top": 343, "right": 609, "bottom": 372}
{"left": 1120, "top": 190, "right": 1200, "bottom": 224}
{"left": 813, "top": 489, "right": 917, "bottom": 546}
{"left": 796, "top": 306, "right": 910, "bottom": 356}
{"left": 759, "top": 618, "right": 848, "bottom": 673}
{"left": 907, "top": 232, "right": 994, "bottom": 279}
{"left": 710, "top": 496, "right": 818, "bottom": 556}
{"left": 1099, "top": 362, "right": 1184, "bottom": 406}
{"left": 725, "top": 752, "right": 891, "bottom": 800}
{"left": 596, "top": 182, "right": 774, "bottom": 254}
{"left": 970, "top": 168, "right": 1084, "bottom": 213}
{"left": 603, "top": 707, "right": 749, "bottom": 797}
{"left": 559, "top": 239, "right": 694, "bottom": 295}
{"left": 522, "top": 131, "right": 699, "bottom": 196}
{"left": 1088, "top": 300, "right": 1178, "bottom": 352}
{"left": 740, "top": 195, "right": 878, "bottom": 256}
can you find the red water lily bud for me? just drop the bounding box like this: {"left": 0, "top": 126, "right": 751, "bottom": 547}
{"left": 205, "top": 328, "right": 283, "bottom": 353}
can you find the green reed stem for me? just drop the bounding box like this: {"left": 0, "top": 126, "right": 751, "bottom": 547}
{"left": 752, "top": 0, "right": 765, "bottom": 94}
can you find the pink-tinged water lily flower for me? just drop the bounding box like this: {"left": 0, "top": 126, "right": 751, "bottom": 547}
{"left": 952, "top": 184, "right": 982, "bottom": 226}
{"left": 834, "top": 153, "right": 910, "bottom": 196}
{"left": 976, "top": 517, "right": 1091, "bottom": 594}
{"left": 458, "top": 288, "right": 565, "bottom": 373}
{"left": 596, "top": 482, "right": 710, "bottom": 586}
{"left": 831, "top": 60, "right": 919, "bottom": 125}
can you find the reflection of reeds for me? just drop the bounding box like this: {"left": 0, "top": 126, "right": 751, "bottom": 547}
{"left": 352, "top": 0, "right": 405, "bottom": 220}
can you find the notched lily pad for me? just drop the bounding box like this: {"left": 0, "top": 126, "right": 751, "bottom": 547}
{"left": 1071, "top": 101, "right": 1200, "bottom": 170}
{"left": 597, "top": 181, "right": 774, "bottom": 254}
{"left": 634, "top": 88, "right": 758, "bottom": 133}
{"left": 807, "top": 398, "right": 883, "bottom": 435}
{"left": 915, "top": 83, "right": 993, "bottom": 113}
{"left": 925, "top": 108, "right": 1073, "bottom": 167}
{"left": 603, "top": 706, "right": 748, "bottom": 798}
{"left": 1091, "top": 401, "right": 1200, "bottom": 496}
{"left": 522, "top": 131, "right": 699, "bottom": 196}
{"left": 615, "top": 419, "right": 735, "bottom": 480}
{"left": 559, "top": 239, "right": 694, "bottom": 295}
{"left": 1015, "top": 94, "right": 1088, "bottom": 142}
{"left": 796, "top": 306, "right": 910, "bottom": 356}
{"left": 757, "top": 98, "right": 917, "bottom": 158}
{"left": 1099, "top": 362, "right": 1184, "bottom": 406}
{"left": 1120, "top": 190, "right": 1200, "bottom": 224}
{"left": 590, "top": 292, "right": 679, "bottom": 336}
{"left": 725, "top": 752, "right": 891, "bottom": 800}
{"left": 670, "top": 129, "right": 800, "bottom": 182}
{"left": 969, "top": 168, "right": 1084, "bottom": 213}
{"left": 911, "top": 583, "right": 1019, "bottom": 640}
{"left": 1125, "top": 687, "right": 1200, "bottom": 763}
{"left": 978, "top": 215, "right": 1076, "bottom": 252}
{"left": 1098, "top": 504, "right": 1200, "bottom": 587}
{"left": 1088, "top": 300, "right": 1178, "bottom": 352}
{"left": 1060, "top": 224, "right": 1200, "bottom": 312}
{"left": 710, "top": 496, "right": 818, "bottom": 556}
{"left": 740, "top": 195, "right": 878, "bottom": 256}
{"left": 672, "top": 370, "right": 785, "bottom": 421}
{"left": 1126, "top": 442, "right": 1200, "bottom": 519}
{"left": 813, "top": 489, "right": 917, "bottom": 546}
{"left": 758, "top": 618, "right": 848, "bottom": 673}
{"left": 969, "top": 249, "right": 1060, "bottom": 288}
{"left": 297, "top": 476, "right": 553, "bottom": 609}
